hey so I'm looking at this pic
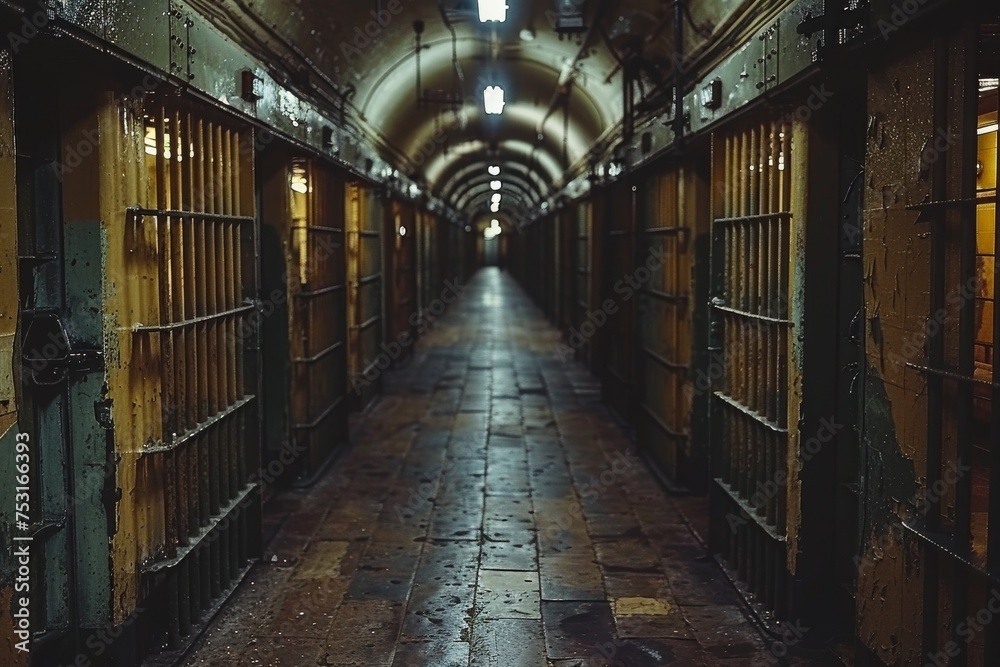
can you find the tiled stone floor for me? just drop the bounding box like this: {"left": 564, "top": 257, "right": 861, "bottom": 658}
{"left": 182, "top": 268, "right": 779, "bottom": 666}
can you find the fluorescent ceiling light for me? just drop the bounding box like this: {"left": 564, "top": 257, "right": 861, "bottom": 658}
{"left": 489, "top": 165, "right": 501, "bottom": 176}
{"left": 478, "top": 0, "right": 508, "bottom": 22}
{"left": 490, "top": 202, "right": 500, "bottom": 213}
{"left": 978, "top": 122, "right": 998, "bottom": 135}
{"left": 491, "top": 180, "right": 502, "bottom": 190}
{"left": 491, "top": 193, "right": 502, "bottom": 203}
{"left": 484, "top": 86, "right": 506, "bottom": 115}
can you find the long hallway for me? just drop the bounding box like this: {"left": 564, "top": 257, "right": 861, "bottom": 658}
{"left": 182, "top": 269, "right": 775, "bottom": 667}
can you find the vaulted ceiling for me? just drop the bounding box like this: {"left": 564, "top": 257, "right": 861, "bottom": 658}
{"left": 197, "top": 0, "right": 729, "bottom": 219}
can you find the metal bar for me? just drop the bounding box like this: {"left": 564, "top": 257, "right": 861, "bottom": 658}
{"left": 349, "top": 315, "right": 381, "bottom": 332}
{"left": 131, "top": 304, "right": 255, "bottom": 332}
{"left": 293, "top": 284, "right": 346, "bottom": 299}
{"left": 714, "top": 391, "right": 788, "bottom": 434}
{"left": 291, "top": 395, "right": 347, "bottom": 431}
{"left": 142, "top": 484, "right": 259, "bottom": 574}
{"left": 714, "top": 211, "right": 793, "bottom": 225}
{"left": 905, "top": 363, "right": 1000, "bottom": 388}
{"left": 291, "top": 340, "right": 344, "bottom": 364}
{"left": 712, "top": 302, "right": 794, "bottom": 326}
{"left": 141, "top": 396, "right": 256, "bottom": 454}
{"left": 905, "top": 193, "right": 998, "bottom": 211}
{"left": 714, "top": 478, "right": 787, "bottom": 542}
{"left": 641, "top": 345, "right": 688, "bottom": 371}
{"left": 644, "top": 288, "right": 689, "bottom": 303}
{"left": 290, "top": 225, "right": 344, "bottom": 234}
{"left": 640, "top": 403, "right": 689, "bottom": 441}
{"left": 128, "top": 206, "right": 254, "bottom": 225}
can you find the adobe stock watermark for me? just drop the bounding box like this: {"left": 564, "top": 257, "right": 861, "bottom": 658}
{"left": 339, "top": 0, "right": 414, "bottom": 69}
{"left": 885, "top": 276, "right": 982, "bottom": 372}
{"left": 6, "top": 0, "right": 56, "bottom": 53}
{"left": 877, "top": 0, "right": 935, "bottom": 41}
{"left": 726, "top": 417, "right": 844, "bottom": 533}
{"left": 350, "top": 279, "right": 465, "bottom": 394}
{"left": 924, "top": 588, "right": 1000, "bottom": 667}
{"left": 553, "top": 247, "right": 666, "bottom": 362}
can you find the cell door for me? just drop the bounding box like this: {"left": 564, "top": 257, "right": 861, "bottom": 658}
{"left": 602, "top": 181, "right": 637, "bottom": 423}
{"left": 346, "top": 182, "right": 385, "bottom": 410}
{"left": 709, "top": 119, "right": 795, "bottom": 617}
{"left": 859, "top": 17, "right": 999, "bottom": 666}
{"left": 636, "top": 163, "right": 709, "bottom": 493}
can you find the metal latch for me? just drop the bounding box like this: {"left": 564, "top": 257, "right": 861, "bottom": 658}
{"left": 22, "top": 313, "right": 104, "bottom": 385}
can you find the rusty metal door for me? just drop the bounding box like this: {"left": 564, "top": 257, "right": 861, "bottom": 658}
{"left": 386, "top": 200, "right": 416, "bottom": 355}
{"left": 346, "top": 182, "right": 385, "bottom": 410}
{"left": 858, "top": 13, "right": 998, "bottom": 665}
{"left": 635, "top": 162, "right": 710, "bottom": 493}
{"left": 572, "top": 201, "right": 594, "bottom": 368}
{"left": 708, "top": 118, "right": 797, "bottom": 619}
{"left": 260, "top": 153, "right": 348, "bottom": 484}
{"left": 602, "top": 181, "right": 637, "bottom": 424}
{"left": 25, "top": 83, "right": 262, "bottom": 664}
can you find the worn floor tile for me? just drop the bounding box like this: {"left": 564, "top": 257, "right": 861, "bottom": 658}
{"left": 183, "top": 269, "right": 777, "bottom": 667}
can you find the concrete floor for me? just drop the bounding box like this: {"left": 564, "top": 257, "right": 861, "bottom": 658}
{"left": 182, "top": 268, "right": 780, "bottom": 667}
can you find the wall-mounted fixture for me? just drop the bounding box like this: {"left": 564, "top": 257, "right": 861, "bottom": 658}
{"left": 552, "top": 0, "right": 586, "bottom": 34}
{"left": 241, "top": 69, "right": 263, "bottom": 102}
{"left": 484, "top": 86, "right": 506, "bottom": 114}
{"left": 479, "top": 0, "right": 509, "bottom": 23}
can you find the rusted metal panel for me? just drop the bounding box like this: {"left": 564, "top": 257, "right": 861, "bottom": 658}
{"left": 345, "top": 182, "right": 384, "bottom": 409}
{"left": 860, "top": 14, "right": 996, "bottom": 666}
{"left": 708, "top": 117, "right": 797, "bottom": 619}
{"left": 635, "top": 160, "right": 710, "bottom": 493}
{"left": 386, "top": 199, "right": 417, "bottom": 356}
{"left": 260, "top": 153, "right": 348, "bottom": 483}
{"left": 602, "top": 180, "right": 638, "bottom": 424}
{"left": 56, "top": 84, "right": 261, "bottom": 653}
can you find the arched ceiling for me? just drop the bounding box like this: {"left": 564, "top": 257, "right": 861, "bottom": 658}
{"left": 199, "top": 0, "right": 698, "bottom": 218}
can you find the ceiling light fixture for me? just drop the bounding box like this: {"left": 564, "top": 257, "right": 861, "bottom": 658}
{"left": 977, "top": 122, "right": 998, "bottom": 135}
{"left": 478, "top": 0, "right": 508, "bottom": 22}
{"left": 491, "top": 180, "right": 502, "bottom": 190}
{"left": 489, "top": 165, "right": 501, "bottom": 176}
{"left": 484, "top": 86, "right": 506, "bottom": 115}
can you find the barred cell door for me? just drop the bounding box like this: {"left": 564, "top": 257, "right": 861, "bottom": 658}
{"left": 16, "top": 76, "right": 262, "bottom": 665}
{"left": 859, "top": 15, "right": 999, "bottom": 666}
{"left": 709, "top": 120, "right": 795, "bottom": 617}
{"left": 346, "top": 182, "right": 385, "bottom": 410}
{"left": 636, "top": 163, "right": 709, "bottom": 493}
{"left": 602, "top": 181, "right": 637, "bottom": 423}
{"left": 260, "top": 153, "right": 349, "bottom": 485}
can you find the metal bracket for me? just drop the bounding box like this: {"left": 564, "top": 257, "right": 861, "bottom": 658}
{"left": 22, "top": 312, "right": 104, "bottom": 386}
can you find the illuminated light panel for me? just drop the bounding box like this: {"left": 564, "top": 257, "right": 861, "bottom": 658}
{"left": 484, "top": 86, "right": 506, "bottom": 115}
{"left": 491, "top": 180, "right": 502, "bottom": 190}
{"left": 478, "top": 0, "right": 508, "bottom": 22}
{"left": 977, "top": 122, "right": 998, "bottom": 135}
{"left": 491, "top": 193, "right": 502, "bottom": 203}
{"left": 399, "top": 225, "right": 407, "bottom": 237}
{"left": 488, "top": 165, "right": 501, "bottom": 176}
{"left": 490, "top": 202, "right": 500, "bottom": 213}
{"left": 484, "top": 218, "right": 502, "bottom": 240}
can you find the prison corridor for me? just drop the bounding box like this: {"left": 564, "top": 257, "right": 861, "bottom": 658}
{"left": 180, "top": 268, "right": 777, "bottom": 667}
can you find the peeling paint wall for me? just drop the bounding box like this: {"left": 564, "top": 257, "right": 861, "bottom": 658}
{"left": 859, "top": 17, "right": 975, "bottom": 666}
